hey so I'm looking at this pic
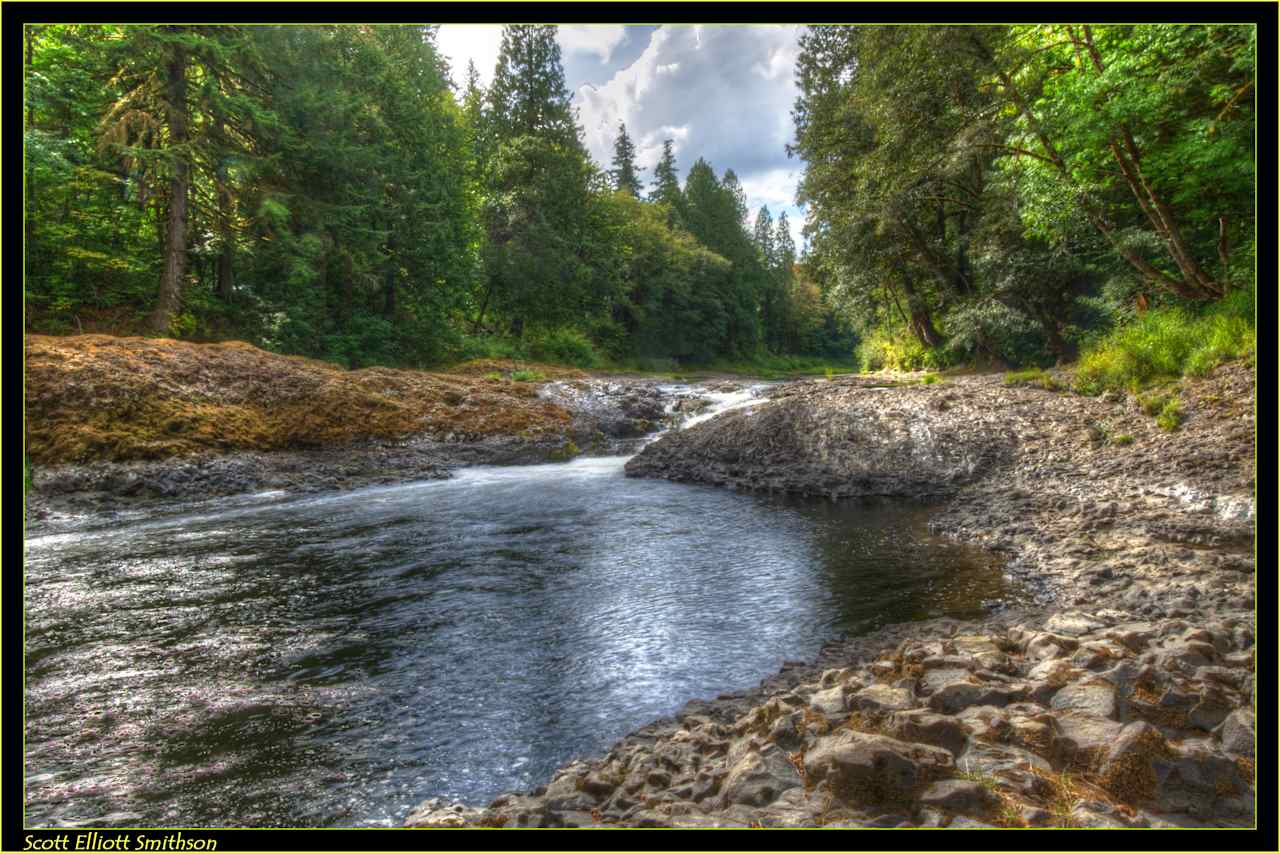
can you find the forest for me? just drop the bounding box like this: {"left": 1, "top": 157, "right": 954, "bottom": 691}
{"left": 24, "top": 24, "right": 1256, "bottom": 376}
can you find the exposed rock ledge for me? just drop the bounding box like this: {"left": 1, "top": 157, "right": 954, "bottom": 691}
{"left": 408, "top": 363, "right": 1255, "bottom": 828}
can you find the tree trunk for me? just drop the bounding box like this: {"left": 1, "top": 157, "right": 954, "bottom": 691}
{"left": 149, "top": 38, "right": 189, "bottom": 335}
{"left": 217, "top": 244, "right": 234, "bottom": 301}
{"left": 899, "top": 275, "right": 943, "bottom": 348}
{"left": 214, "top": 120, "right": 235, "bottom": 302}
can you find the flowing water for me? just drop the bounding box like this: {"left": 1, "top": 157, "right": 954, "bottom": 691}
{"left": 24, "top": 384, "right": 1025, "bottom": 828}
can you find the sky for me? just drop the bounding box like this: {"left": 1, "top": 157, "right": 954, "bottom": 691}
{"left": 435, "top": 24, "right": 808, "bottom": 251}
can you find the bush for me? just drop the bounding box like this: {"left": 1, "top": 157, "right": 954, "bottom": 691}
{"left": 1156, "top": 398, "right": 1184, "bottom": 432}
{"left": 527, "top": 327, "right": 600, "bottom": 368}
{"left": 1073, "top": 291, "right": 1254, "bottom": 395}
{"left": 855, "top": 326, "right": 950, "bottom": 372}
{"left": 451, "top": 334, "right": 529, "bottom": 363}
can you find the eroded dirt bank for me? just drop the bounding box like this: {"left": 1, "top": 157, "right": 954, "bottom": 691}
{"left": 407, "top": 364, "right": 1255, "bottom": 828}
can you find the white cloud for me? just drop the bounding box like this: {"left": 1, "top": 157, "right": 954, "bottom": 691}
{"left": 435, "top": 24, "right": 811, "bottom": 249}
{"left": 435, "top": 24, "right": 504, "bottom": 88}
{"left": 558, "top": 25, "right": 628, "bottom": 62}
{"left": 573, "top": 25, "right": 805, "bottom": 244}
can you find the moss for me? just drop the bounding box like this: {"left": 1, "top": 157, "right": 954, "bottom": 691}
{"left": 548, "top": 439, "right": 580, "bottom": 462}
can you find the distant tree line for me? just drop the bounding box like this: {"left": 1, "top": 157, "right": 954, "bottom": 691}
{"left": 24, "top": 24, "right": 853, "bottom": 368}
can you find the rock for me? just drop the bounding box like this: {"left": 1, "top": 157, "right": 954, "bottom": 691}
{"left": 1095, "top": 721, "right": 1170, "bottom": 803}
{"left": 404, "top": 798, "right": 484, "bottom": 828}
{"left": 1187, "top": 686, "right": 1234, "bottom": 732}
{"left": 809, "top": 685, "right": 847, "bottom": 716}
{"left": 928, "top": 681, "right": 1018, "bottom": 714}
{"left": 1025, "top": 632, "right": 1079, "bottom": 660}
{"left": 948, "top": 816, "right": 998, "bottom": 827}
{"left": 1052, "top": 713, "right": 1124, "bottom": 768}
{"left": 885, "top": 709, "right": 969, "bottom": 758}
{"left": 803, "top": 731, "right": 952, "bottom": 807}
{"left": 1218, "top": 708, "right": 1254, "bottom": 757}
{"left": 1070, "top": 803, "right": 1130, "bottom": 828}
{"left": 1044, "top": 613, "right": 1107, "bottom": 637}
{"left": 918, "top": 779, "right": 1001, "bottom": 817}
{"left": 1151, "top": 740, "right": 1249, "bottom": 819}
{"left": 1105, "top": 623, "right": 1157, "bottom": 653}
{"left": 1152, "top": 640, "right": 1217, "bottom": 674}
{"left": 849, "top": 683, "right": 914, "bottom": 714}
{"left": 1021, "top": 806, "right": 1054, "bottom": 827}
{"left": 1049, "top": 680, "right": 1119, "bottom": 720}
{"left": 919, "top": 668, "right": 972, "bottom": 695}
{"left": 717, "top": 743, "right": 802, "bottom": 808}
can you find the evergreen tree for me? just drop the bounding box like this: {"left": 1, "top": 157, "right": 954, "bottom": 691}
{"left": 97, "top": 26, "right": 271, "bottom": 333}
{"left": 753, "top": 206, "right": 776, "bottom": 269}
{"left": 487, "top": 25, "right": 580, "bottom": 149}
{"left": 648, "top": 138, "right": 684, "bottom": 224}
{"left": 609, "top": 120, "right": 643, "bottom": 197}
{"left": 775, "top": 211, "right": 796, "bottom": 274}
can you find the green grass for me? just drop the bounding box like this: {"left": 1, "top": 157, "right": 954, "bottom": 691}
{"left": 1004, "top": 367, "right": 1062, "bottom": 391}
{"left": 920, "top": 373, "right": 943, "bottom": 385}
{"left": 1155, "top": 398, "right": 1184, "bottom": 432}
{"left": 1073, "top": 287, "right": 1254, "bottom": 396}
{"left": 510, "top": 369, "right": 547, "bottom": 382}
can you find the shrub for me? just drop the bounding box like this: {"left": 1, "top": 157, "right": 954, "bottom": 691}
{"left": 1073, "top": 291, "right": 1254, "bottom": 395}
{"left": 1136, "top": 391, "right": 1172, "bottom": 416}
{"left": 527, "top": 327, "right": 599, "bottom": 368}
{"left": 1156, "top": 398, "right": 1184, "bottom": 432}
{"left": 855, "top": 326, "right": 949, "bottom": 373}
{"left": 921, "top": 373, "right": 942, "bottom": 385}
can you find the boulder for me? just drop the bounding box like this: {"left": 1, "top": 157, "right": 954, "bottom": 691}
{"left": 717, "top": 743, "right": 802, "bottom": 808}
{"left": 803, "top": 730, "right": 952, "bottom": 807}
{"left": 918, "top": 779, "right": 1001, "bottom": 817}
{"left": 1049, "top": 680, "right": 1119, "bottom": 720}
{"left": 1218, "top": 708, "right": 1254, "bottom": 758}
{"left": 885, "top": 709, "right": 969, "bottom": 758}
{"left": 850, "top": 683, "right": 915, "bottom": 714}
{"left": 1052, "top": 713, "right": 1124, "bottom": 768}
{"left": 928, "top": 681, "right": 1019, "bottom": 714}
{"left": 1095, "top": 721, "right": 1170, "bottom": 803}
{"left": 404, "top": 798, "right": 485, "bottom": 828}
{"left": 809, "top": 685, "right": 847, "bottom": 716}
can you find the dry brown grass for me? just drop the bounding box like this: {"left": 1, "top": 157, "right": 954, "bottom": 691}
{"left": 25, "top": 335, "right": 579, "bottom": 464}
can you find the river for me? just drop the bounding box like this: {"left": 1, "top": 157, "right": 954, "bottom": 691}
{"left": 23, "top": 384, "right": 1024, "bottom": 827}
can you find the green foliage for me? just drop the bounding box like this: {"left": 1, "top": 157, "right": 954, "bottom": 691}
{"left": 793, "top": 24, "right": 1256, "bottom": 371}
{"left": 527, "top": 327, "right": 599, "bottom": 368}
{"left": 856, "top": 325, "right": 951, "bottom": 372}
{"left": 1073, "top": 293, "right": 1254, "bottom": 395}
{"left": 920, "top": 373, "right": 943, "bottom": 385}
{"left": 1156, "top": 398, "right": 1184, "bottom": 432}
{"left": 1004, "top": 368, "right": 1062, "bottom": 391}
{"left": 1136, "top": 390, "right": 1173, "bottom": 416}
{"left": 510, "top": 369, "right": 547, "bottom": 382}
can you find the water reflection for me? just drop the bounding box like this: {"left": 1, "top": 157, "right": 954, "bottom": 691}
{"left": 25, "top": 455, "right": 1023, "bottom": 827}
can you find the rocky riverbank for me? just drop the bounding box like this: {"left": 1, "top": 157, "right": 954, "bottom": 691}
{"left": 23, "top": 335, "right": 681, "bottom": 533}
{"left": 407, "top": 362, "right": 1255, "bottom": 828}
